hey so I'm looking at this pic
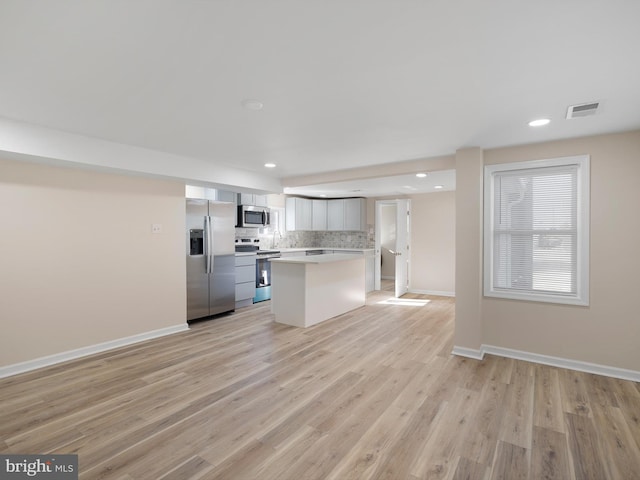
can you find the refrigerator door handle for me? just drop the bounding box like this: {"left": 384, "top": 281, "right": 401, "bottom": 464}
{"left": 209, "top": 215, "right": 215, "bottom": 272}
{"left": 204, "top": 215, "right": 211, "bottom": 274}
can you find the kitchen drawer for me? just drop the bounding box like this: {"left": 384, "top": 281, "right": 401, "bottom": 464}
{"left": 235, "top": 254, "right": 256, "bottom": 267}
{"left": 236, "top": 264, "right": 255, "bottom": 283}
{"left": 235, "top": 281, "right": 255, "bottom": 301}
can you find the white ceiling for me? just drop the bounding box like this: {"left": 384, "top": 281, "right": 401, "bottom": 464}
{"left": 284, "top": 170, "right": 455, "bottom": 198}
{"left": 1, "top": 1, "right": 639, "bottom": 195}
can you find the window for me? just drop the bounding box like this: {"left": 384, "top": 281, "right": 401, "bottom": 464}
{"left": 484, "top": 155, "right": 589, "bottom": 305}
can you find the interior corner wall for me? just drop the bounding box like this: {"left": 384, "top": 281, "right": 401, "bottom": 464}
{"left": 0, "top": 157, "right": 187, "bottom": 367}
{"left": 409, "top": 191, "right": 455, "bottom": 294}
{"left": 481, "top": 130, "right": 640, "bottom": 371}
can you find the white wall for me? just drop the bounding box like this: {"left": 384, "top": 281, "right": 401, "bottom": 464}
{"left": 0, "top": 158, "right": 186, "bottom": 368}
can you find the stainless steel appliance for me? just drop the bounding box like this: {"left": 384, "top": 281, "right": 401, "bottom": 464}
{"left": 187, "top": 199, "right": 235, "bottom": 321}
{"left": 254, "top": 250, "right": 281, "bottom": 303}
{"left": 237, "top": 205, "right": 271, "bottom": 228}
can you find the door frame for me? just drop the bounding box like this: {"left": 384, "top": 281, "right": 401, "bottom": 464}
{"left": 375, "top": 199, "right": 411, "bottom": 295}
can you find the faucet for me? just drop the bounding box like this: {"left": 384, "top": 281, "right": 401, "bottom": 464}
{"left": 272, "top": 229, "right": 281, "bottom": 248}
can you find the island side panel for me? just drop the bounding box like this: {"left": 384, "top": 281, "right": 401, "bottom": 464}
{"left": 271, "top": 262, "right": 308, "bottom": 327}
{"left": 304, "top": 257, "right": 366, "bottom": 327}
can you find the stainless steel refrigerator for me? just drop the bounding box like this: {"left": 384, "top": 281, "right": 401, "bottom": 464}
{"left": 186, "top": 199, "right": 235, "bottom": 321}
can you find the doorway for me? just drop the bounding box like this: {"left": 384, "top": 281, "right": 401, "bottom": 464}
{"left": 375, "top": 199, "right": 411, "bottom": 297}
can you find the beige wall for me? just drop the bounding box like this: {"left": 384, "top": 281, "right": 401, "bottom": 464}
{"left": 455, "top": 130, "right": 640, "bottom": 371}
{"left": 409, "top": 191, "right": 456, "bottom": 294}
{"left": 454, "top": 148, "right": 484, "bottom": 349}
{"left": 0, "top": 158, "right": 186, "bottom": 367}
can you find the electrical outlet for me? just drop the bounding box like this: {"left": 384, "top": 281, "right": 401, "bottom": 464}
{"left": 151, "top": 223, "right": 162, "bottom": 234}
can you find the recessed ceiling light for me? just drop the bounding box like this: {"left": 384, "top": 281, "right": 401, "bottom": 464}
{"left": 416, "top": 173, "right": 427, "bottom": 178}
{"left": 241, "top": 99, "right": 264, "bottom": 110}
{"left": 528, "top": 118, "right": 550, "bottom": 127}
{"left": 434, "top": 185, "right": 444, "bottom": 189}
{"left": 403, "top": 185, "right": 417, "bottom": 190}
{"left": 264, "top": 163, "right": 276, "bottom": 168}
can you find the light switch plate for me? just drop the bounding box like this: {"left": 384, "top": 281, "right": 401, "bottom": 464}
{"left": 151, "top": 223, "right": 162, "bottom": 234}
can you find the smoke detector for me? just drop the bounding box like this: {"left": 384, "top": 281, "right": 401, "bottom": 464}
{"left": 566, "top": 102, "right": 599, "bottom": 119}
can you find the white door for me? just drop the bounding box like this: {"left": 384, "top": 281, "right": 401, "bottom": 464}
{"left": 394, "top": 199, "right": 410, "bottom": 297}
{"left": 375, "top": 199, "right": 411, "bottom": 297}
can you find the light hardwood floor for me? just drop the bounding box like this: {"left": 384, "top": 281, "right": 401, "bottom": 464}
{"left": 1, "top": 290, "right": 639, "bottom": 479}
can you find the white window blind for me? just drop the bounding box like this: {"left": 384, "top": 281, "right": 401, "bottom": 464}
{"left": 484, "top": 156, "right": 589, "bottom": 305}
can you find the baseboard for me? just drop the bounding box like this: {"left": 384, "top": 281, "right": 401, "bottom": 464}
{"left": 452, "top": 344, "right": 640, "bottom": 382}
{"left": 0, "top": 324, "right": 189, "bottom": 379}
{"left": 409, "top": 289, "right": 455, "bottom": 297}
{"left": 451, "top": 346, "right": 484, "bottom": 360}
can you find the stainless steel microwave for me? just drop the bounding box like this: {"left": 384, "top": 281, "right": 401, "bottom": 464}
{"left": 237, "top": 205, "right": 270, "bottom": 228}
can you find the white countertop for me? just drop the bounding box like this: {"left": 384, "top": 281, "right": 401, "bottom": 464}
{"left": 269, "top": 253, "right": 364, "bottom": 264}
{"left": 236, "top": 247, "right": 374, "bottom": 258}
{"left": 277, "top": 247, "right": 374, "bottom": 253}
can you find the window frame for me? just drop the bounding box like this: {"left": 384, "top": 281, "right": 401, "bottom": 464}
{"left": 483, "top": 155, "right": 590, "bottom": 306}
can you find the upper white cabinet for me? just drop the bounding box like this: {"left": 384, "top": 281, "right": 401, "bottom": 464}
{"left": 185, "top": 185, "right": 236, "bottom": 203}
{"left": 327, "top": 198, "right": 367, "bottom": 231}
{"left": 285, "top": 197, "right": 312, "bottom": 231}
{"left": 237, "top": 193, "right": 268, "bottom": 207}
{"left": 286, "top": 196, "right": 366, "bottom": 231}
{"left": 327, "top": 199, "right": 345, "bottom": 230}
{"left": 216, "top": 190, "right": 236, "bottom": 203}
{"left": 344, "top": 198, "right": 367, "bottom": 231}
{"left": 312, "top": 199, "right": 328, "bottom": 231}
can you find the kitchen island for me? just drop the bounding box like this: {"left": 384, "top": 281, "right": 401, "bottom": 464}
{"left": 270, "top": 254, "right": 366, "bottom": 328}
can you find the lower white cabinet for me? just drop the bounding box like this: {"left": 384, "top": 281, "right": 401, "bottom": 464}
{"left": 365, "top": 254, "right": 375, "bottom": 293}
{"left": 235, "top": 254, "right": 256, "bottom": 308}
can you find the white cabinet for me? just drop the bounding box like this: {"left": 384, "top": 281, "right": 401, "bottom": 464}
{"left": 285, "top": 197, "right": 312, "bottom": 231}
{"left": 345, "top": 198, "right": 366, "bottom": 231}
{"left": 216, "top": 190, "right": 236, "bottom": 203}
{"left": 286, "top": 196, "right": 366, "bottom": 231}
{"left": 235, "top": 254, "right": 256, "bottom": 308}
{"left": 280, "top": 250, "right": 303, "bottom": 258}
{"left": 327, "top": 198, "right": 366, "bottom": 231}
{"left": 312, "top": 199, "right": 327, "bottom": 231}
{"left": 365, "top": 254, "right": 375, "bottom": 293}
{"left": 185, "top": 186, "right": 236, "bottom": 203}
{"left": 327, "top": 199, "right": 345, "bottom": 230}
{"left": 238, "top": 193, "right": 268, "bottom": 207}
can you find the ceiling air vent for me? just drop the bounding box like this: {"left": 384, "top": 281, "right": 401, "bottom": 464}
{"left": 566, "top": 102, "right": 599, "bottom": 119}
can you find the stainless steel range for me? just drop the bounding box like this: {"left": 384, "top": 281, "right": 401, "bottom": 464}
{"left": 254, "top": 249, "right": 281, "bottom": 302}
{"left": 235, "top": 241, "right": 281, "bottom": 303}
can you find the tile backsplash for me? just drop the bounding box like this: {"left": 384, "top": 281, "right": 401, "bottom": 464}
{"left": 241, "top": 226, "right": 375, "bottom": 250}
